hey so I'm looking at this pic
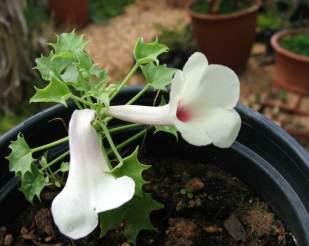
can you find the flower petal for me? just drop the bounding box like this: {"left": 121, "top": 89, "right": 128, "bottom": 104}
{"left": 183, "top": 52, "right": 208, "bottom": 85}
{"left": 174, "top": 118, "right": 212, "bottom": 146}
{"left": 193, "top": 64, "right": 240, "bottom": 110}
{"left": 51, "top": 186, "right": 98, "bottom": 239}
{"left": 108, "top": 105, "right": 173, "bottom": 125}
{"left": 203, "top": 108, "right": 241, "bottom": 148}
{"left": 181, "top": 52, "right": 208, "bottom": 103}
{"left": 52, "top": 109, "right": 135, "bottom": 239}
{"left": 169, "top": 70, "right": 185, "bottom": 117}
{"left": 174, "top": 108, "right": 240, "bottom": 147}
{"left": 94, "top": 176, "right": 135, "bottom": 212}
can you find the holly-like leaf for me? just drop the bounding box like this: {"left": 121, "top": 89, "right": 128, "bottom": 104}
{"left": 134, "top": 38, "right": 168, "bottom": 64}
{"left": 61, "top": 64, "right": 79, "bottom": 83}
{"left": 58, "top": 162, "right": 70, "bottom": 173}
{"left": 154, "top": 125, "right": 178, "bottom": 139}
{"left": 111, "top": 148, "right": 151, "bottom": 196}
{"left": 6, "top": 134, "right": 34, "bottom": 178}
{"left": 141, "top": 63, "right": 176, "bottom": 91}
{"left": 50, "top": 32, "right": 88, "bottom": 54}
{"left": 35, "top": 53, "right": 69, "bottom": 81}
{"left": 30, "top": 74, "right": 72, "bottom": 106}
{"left": 20, "top": 164, "right": 48, "bottom": 203}
{"left": 99, "top": 193, "right": 163, "bottom": 244}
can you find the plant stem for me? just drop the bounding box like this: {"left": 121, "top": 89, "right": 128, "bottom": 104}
{"left": 109, "top": 123, "right": 142, "bottom": 134}
{"left": 101, "top": 123, "right": 123, "bottom": 164}
{"left": 73, "top": 98, "right": 83, "bottom": 109}
{"left": 107, "top": 129, "right": 146, "bottom": 155}
{"left": 32, "top": 136, "right": 69, "bottom": 153}
{"left": 110, "top": 63, "right": 139, "bottom": 101}
{"left": 126, "top": 84, "right": 150, "bottom": 105}
{"left": 71, "top": 95, "right": 94, "bottom": 107}
{"left": 41, "top": 150, "right": 70, "bottom": 171}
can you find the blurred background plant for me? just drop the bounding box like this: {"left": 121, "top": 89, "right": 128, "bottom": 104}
{"left": 0, "top": 0, "right": 31, "bottom": 114}
{"left": 257, "top": 0, "right": 309, "bottom": 46}
{"left": 89, "top": 0, "right": 135, "bottom": 23}
{"left": 191, "top": 0, "right": 253, "bottom": 14}
{"left": 0, "top": 0, "right": 53, "bottom": 133}
{"left": 158, "top": 25, "right": 197, "bottom": 69}
{"left": 281, "top": 32, "right": 309, "bottom": 56}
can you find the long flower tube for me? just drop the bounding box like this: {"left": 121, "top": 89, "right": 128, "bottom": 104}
{"left": 51, "top": 109, "right": 135, "bottom": 239}
{"left": 108, "top": 52, "right": 241, "bottom": 148}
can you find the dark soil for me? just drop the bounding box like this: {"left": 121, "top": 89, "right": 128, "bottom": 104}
{"left": 1, "top": 157, "right": 297, "bottom": 246}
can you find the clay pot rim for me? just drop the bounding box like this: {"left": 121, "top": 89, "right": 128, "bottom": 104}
{"left": 271, "top": 28, "right": 309, "bottom": 63}
{"left": 187, "top": 0, "right": 261, "bottom": 20}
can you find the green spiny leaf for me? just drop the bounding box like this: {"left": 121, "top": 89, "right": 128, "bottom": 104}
{"left": 99, "top": 193, "right": 163, "bottom": 244}
{"left": 141, "top": 63, "right": 176, "bottom": 91}
{"left": 134, "top": 38, "right": 168, "bottom": 65}
{"left": 35, "top": 53, "right": 69, "bottom": 81}
{"left": 111, "top": 148, "right": 151, "bottom": 196}
{"left": 20, "top": 164, "right": 48, "bottom": 203}
{"left": 58, "top": 162, "right": 70, "bottom": 173}
{"left": 50, "top": 32, "right": 88, "bottom": 54}
{"left": 154, "top": 125, "right": 178, "bottom": 139}
{"left": 30, "top": 74, "right": 72, "bottom": 106}
{"left": 20, "top": 165, "right": 48, "bottom": 203}
{"left": 61, "top": 64, "right": 79, "bottom": 83}
{"left": 6, "top": 134, "right": 34, "bottom": 178}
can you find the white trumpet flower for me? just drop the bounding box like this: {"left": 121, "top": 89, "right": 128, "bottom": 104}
{"left": 109, "top": 52, "right": 241, "bottom": 148}
{"left": 51, "top": 109, "right": 135, "bottom": 239}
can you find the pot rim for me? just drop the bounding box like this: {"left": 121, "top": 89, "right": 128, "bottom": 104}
{"left": 187, "top": 0, "right": 261, "bottom": 21}
{"left": 271, "top": 28, "right": 309, "bottom": 63}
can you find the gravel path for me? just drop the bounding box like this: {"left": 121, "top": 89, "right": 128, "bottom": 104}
{"left": 81, "top": 0, "right": 189, "bottom": 83}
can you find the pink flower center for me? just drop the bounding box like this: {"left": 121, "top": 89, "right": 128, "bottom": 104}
{"left": 176, "top": 103, "right": 192, "bottom": 122}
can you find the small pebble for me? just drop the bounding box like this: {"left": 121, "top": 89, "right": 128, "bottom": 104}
{"left": 186, "top": 178, "right": 205, "bottom": 192}
{"left": 20, "top": 226, "right": 28, "bottom": 235}
{"left": 0, "top": 227, "right": 7, "bottom": 245}
{"left": 204, "top": 225, "right": 223, "bottom": 234}
{"left": 44, "top": 235, "right": 54, "bottom": 242}
{"left": 4, "top": 234, "right": 14, "bottom": 246}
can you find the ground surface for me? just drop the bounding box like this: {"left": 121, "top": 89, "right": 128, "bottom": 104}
{"left": 0, "top": 157, "right": 297, "bottom": 245}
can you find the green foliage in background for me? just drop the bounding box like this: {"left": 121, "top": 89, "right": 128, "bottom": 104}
{"left": 281, "top": 33, "right": 309, "bottom": 57}
{"left": 191, "top": 0, "right": 253, "bottom": 14}
{"left": 158, "top": 25, "right": 196, "bottom": 51}
{"left": 24, "top": 0, "right": 49, "bottom": 30}
{"left": 257, "top": 0, "right": 293, "bottom": 30}
{"left": 89, "top": 0, "right": 135, "bottom": 22}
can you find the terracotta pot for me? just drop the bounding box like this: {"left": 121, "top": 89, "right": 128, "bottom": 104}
{"left": 271, "top": 29, "right": 309, "bottom": 95}
{"left": 48, "top": 0, "right": 88, "bottom": 28}
{"left": 188, "top": 0, "right": 261, "bottom": 73}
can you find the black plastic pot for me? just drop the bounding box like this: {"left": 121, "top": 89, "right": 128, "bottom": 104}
{"left": 0, "top": 87, "right": 308, "bottom": 245}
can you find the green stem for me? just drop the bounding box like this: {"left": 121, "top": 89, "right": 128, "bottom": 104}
{"left": 32, "top": 136, "right": 69, "bottom": 153}
{"left": 101, "top": 123, "right": 123, "bottom": 164}
{"left": 71, "top": 95, "right": 94, "bottom": 108}
{"left": 110, "top": 63, "right": 139, "bottom": 100}
{"left": 41, "top": 150, "right": 70, "bottom": 171}
{"left": 126, "top": 84, "right": 150, "bottom": 105}
{"left": 107, "top": 129, "right": 146, "bottom": 155}
{"left": 101, "top": 143, "right": 113, "bottom": 170}
{"left": 73, "top": 99, "right": 83, "bottom": 109}
{"left": 109, "top": 123, "right": 142, "bottom": 134}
